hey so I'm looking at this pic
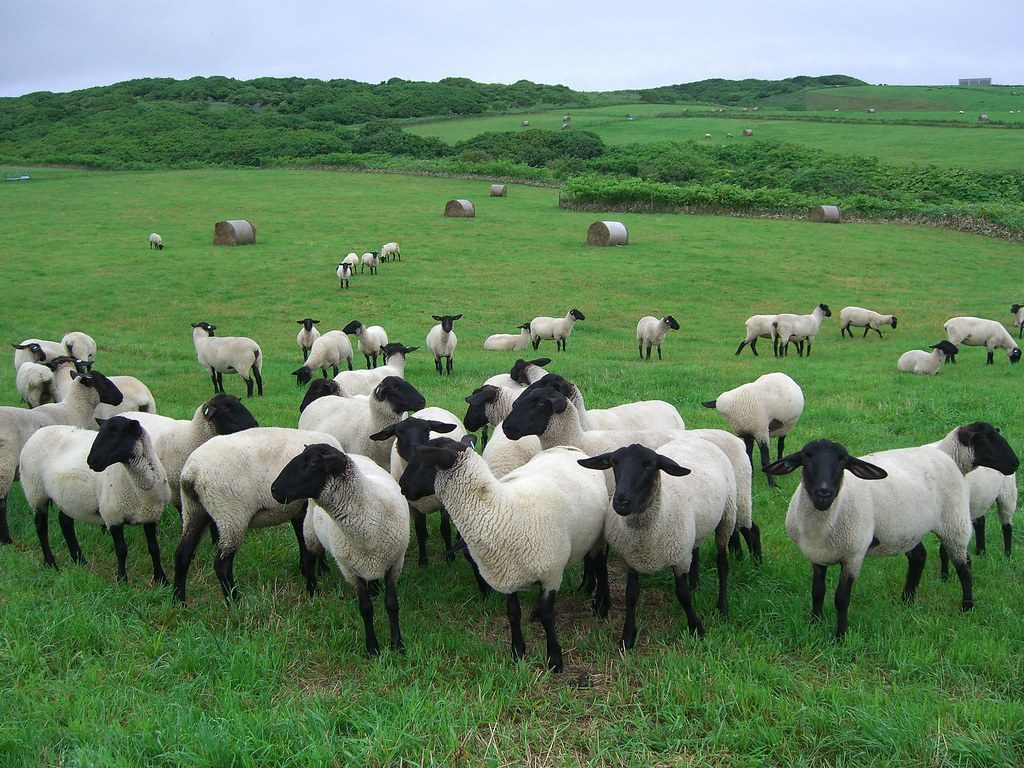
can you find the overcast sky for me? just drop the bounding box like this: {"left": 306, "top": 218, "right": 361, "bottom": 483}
{"left": 1, "top": 0, "right": 1020, "bottom": 97}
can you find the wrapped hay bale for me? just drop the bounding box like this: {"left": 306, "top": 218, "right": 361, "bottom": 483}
{"left": 587, "top": 221, "right": 628, "bottom": 246}
{"left": 742, "top": 129, "right": 754, "bottom": 137}
{"left": 490, "top": 184, "right": 507, "bottom": 197}
{"left": 811, "top": 205, "right": 841, "bottom": 224}
{"left": 213, "top": 219, "right": 256, "bottom": 246}
{"left": 444, "top": 199, "right": 475, "bottom": 218}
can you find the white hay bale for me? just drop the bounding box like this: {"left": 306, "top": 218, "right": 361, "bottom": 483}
{"left": 811, "top": 205, "right": 841, "bottom": 224}
{"left": 587, "top": 221, "right": 628, "bottom": 246}
{"left": 213, "top": 219, "right": 256, "bottom": 246}
{"left": 490, "top": 184, "right": 507, "bottom": 197}
{"left": 444, "top": 199, "right": 475, "bottom": 218}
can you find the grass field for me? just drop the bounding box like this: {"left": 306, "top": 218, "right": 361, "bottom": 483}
{"left": 1, "top": 168, "right": 1023, "bottom": 766}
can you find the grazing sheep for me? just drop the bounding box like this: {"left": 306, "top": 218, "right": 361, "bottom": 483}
{"left": 897, "top": 341, "right": 959, "bottom": 375}
{"left": 292, "top": 331, "right": 355, "bottom": 385}
{"left": 19, "top": 416, "right": 171, "bottom": 583}
{"left": 426, "top": 314, "right": 461, "bottom": 375}
{"left": 334, "top": 343, "right": 416, "bottom": 396}
{"left": 299, "top": 378, "right": 347, "bottom": 414}
{"left": 343, "top": 320, "right": 389, "bottom": 369}
{"left": 774, "top": 304, "right": 832, "bottom": 357}
{"left": 16, "top": 361, "right": 57, "bottom": 408}
{"left": 403, "top": 439, "right": 609, "bottom": 672}
{"left": 965, "top": 468, "right": 1017, "bottom": 556}
{"left": 701, "top": 372, "right": 804, "bottom": 488}
{"left": 530, "top": 309, "right": 585, "bottom": 352}
{"left": 191, "top": 322, "right": 264, "bottom": 397}
{"left": 704, "top": 133, "right": 712, "bottom": 139}
{"left": 296, "top": 318, "right": 322, "bottom": 361}
{"left": 361, "top": 251, "right": 380, "bottom": 275}
{"left": 484, "top": 324, "right": 532, "bottom": 351}
{"left": 636, "top": 315, "right": 680, "bottom": 361}
{"left": 840, "top": 307, "right": 898, "bottom": 339}
{"left": 734, "top": 314, "right": 779, "bottom": 357}
{"left": 149, "top": 233, "right": 164, "bottom": 250}
{"left": 336, "top": 263, "right": 352, "bottom": 289}
{"left": 1011, "top": 304, "right": 1024, "bottom": 339}
{"left": 380, "top": 242, "right": 401, "bottom": 262}
{"left": 12, "top": 339, "right": 65, "bottom": 371}
{"left": 61, "top": 332, "right": 97, "bottom": 370}
{"left": 944, "top": 316, "right": 1022, "bottom": 364}
{"left": 271, "top": 444, "right": 410, "bottom": 656}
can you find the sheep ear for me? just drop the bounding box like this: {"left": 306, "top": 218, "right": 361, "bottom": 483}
{"left": 403, "top": 346, "right": 419, "bottom": 354}
{"left": 322, "top": 452, "right": 349, "bottom": 475}
{"left": 531, "top": 358, "right": 551, "bottom": 367}
{"left": 291, "top": 367, "right": 304, "bottom": 377}
{"left": 413, "top": 444, "right": 458, "bottom": 469}
{"left": 460, "top": 434, "right": 477, "bottom": 448}
{"left": 657, "top": 455, "right": 691, "bottom": 476}
{"left": 763, "top": 453, "right": 803, "bottom": 476}
{"left": 453, "top": 314, "right": 463, "bottom": 321}
{"left": 701, "top": 400, "right": 717, "bottom": 409}
{"left": 578, "top": 453, "right": 613, "bottom": 470}
{"left": 369, "top": 425, "right": 398, "bottom": 441}
{"left": 70, "top": 370, "right": 80, "bottom": 380}
{"left": 426, "top": 421, "right": 457, "bottom": 434}
{"left": 312, "top": 320, "right": 321, "bottom": 324}
{"left": 845, "top": 457, "right": 888, "bottom": 480}
{"left": 95, "top": 418, "right": 107, "bottom": 427}
{"left": 202, "top": 404, "right": 217, "bottom": 419}
{"left": 11, "top": 343, "right": 27, "bottom": 350}
{"left": 432, "top": 315, "right": 442, "bottom": 321}
{"left": 548, "top": 392, "right": 568, "bottom": 413}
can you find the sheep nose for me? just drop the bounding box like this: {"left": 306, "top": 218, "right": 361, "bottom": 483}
{"left": 612, "top": 493, "right": 635, "bottom": 515}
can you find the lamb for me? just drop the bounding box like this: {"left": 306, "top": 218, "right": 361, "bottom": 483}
{"left": 61, "top": 332, "right": 97, "bottom": 369}
{"left": 577, "top": 439, "right": 738, "bottom": 648}
{"left": 944, "top": 316, "right": 1022, "bottom": 364}
{"left": 149, "top": 233, "right": 164, "bottom": 250}
{"left": 1011, "top": 304, "right": 1024, "bottom": 339}
{"left": 965, "top": 468, "right": 1017, "bottom": 556}
{"left": 839, "top": 307, "right": 898, "bottom": 339}
{"left": 897, "top": 341, "right": 959, "bottom": 375}
{"left": 298, "top": 376, "right": 426, "bottom": 470}
{"left": 426, "top": 314, "right": 461, "bottom": 375}
{"left": 296, "top": 318, "right": 322, "bottom": 361}
{"left": 292, "top": 331, "right": 355, "bottom": 385}
{"left": 191, "top": 322, "right": 264, "bottom": 397}
{"left": 773, "top": 303, "right": 832, "bottom": 356}
{"left": 16, "top": 361, "right": 57, "bottom": 408}
{"left": 0, "top": 371, "right": 123, "bottom": 544}
{"left": 636, "top": 315, "right": 680, "bottom": 361}
{"left": 360, "top": 251, "right": 380, "bottom": 275}
{"left": 271, "top": 444, "right": 410, "bottom": 656}
{"left": 12, "top": 339, "right": 65, "bottom": 371}
{"left": 530, "top": 309, "right": 585, "bottom": 352}
{"left": 19, "top": 416, "right": 171, "bottom": 583}
{"left": 734, "top": 314, "right": 778, "bottom": 357}
{"left": 336, "top": 262, "right": 352, "bottom": 289}
{"left": 483, "top": 324, "right": 532, "bottom": 351}
{"left": 702, "top": 372, "right": 804, "bottom": 488}
{"left": 300, "top": 378, "right": 346, "bottom": 414}
{"left": 380, "top": 242, "right": 401, "bottom": 262}
{"left": 334, "top": 343, "right": 417, "bottom": 396}
{"left": 173, "top": 427, "right": 343, "bottom": 602}
{"left": 764, "top": 423, "right": 1019, "bottom": 639}
{"left": 402, "top": 438, "right": 609, "bottom": 672}
{"left": 342, "top": 320, "right": 389, "bottom": 368}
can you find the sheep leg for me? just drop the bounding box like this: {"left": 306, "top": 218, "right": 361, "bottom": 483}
{"left": 810, "top": 563, "right": 827, "bottom": 621}
{"left": 446, "top": 356, "right": 453, "bottom": 374}
{"left": 715, "top": 539, "right": 729, "bottom": 617}
{"left": 356, "top": 577, "right": 380, "bottom": 657}
{"left": 332, "top": 365, "right": 339, "bottom": 377}
{"left": 591, "top": 546, "right": 610, "bottom": 618}
{"left": 216, "top": 372, "right": 225, "bottom": 393}
{"left": 506, "top": 592, "right": 526, "bottom": 661}
{"left": 143, "top": 522, "right": 167, "bottom": 586}
{"left": 640, "top": 340, "right": 645, "bottom": 359}
{"left": 244, "top": 377, "right": 254, "bottom": 398}
{"left": 347, "top": 358, "right": 353, "bottom": 372}
{"left": 758, "top": 441, "right": 777, "bottom": 488}
{"left": 689, "top": 547, "right": 701, "bottom": 588}
{"left": 874, "top": 328, "right": 884, "bottom": 339}
{"left": 834, "top": 567, "right": 856, "bottom": 640}
{"left": 657, "top": 344, "right": 662, "bottom": 360}
{"left": 531, "top": 590, "right": 562, "bottom": 673}
{"left": 299, "top": 544, "right": 319, "bottom": 597}
{"left": 172, "top": 511, "right": 211, "bottom": 602}
{"left": 806, "top": 340, "right": 812, "bottom": 357}
{"left": 953, "top": 556, "right": 974, "bottom": 612}
{"left": 302, "top": 348, "right": 309, "bottom": 362}
{"left": 209, "top": 370, "right": 219, "bottom": 394}
{"left": 531, "top": 337, "right": 540, "bottom": 351}
{"left": 413, "top": 511, "right": 429, "bottom": 567}
{"left": 728, "top": 530, "right": 743, "bottom": 559}
{"left": 987, "top": 350, "right": 995, "bottom": 365}
{"left": 385, "top": 574, "right": 404, "bottom": 653}
{"left": 57, "top": 511, "right": 85, "bottom": 564}
{"left": 252, "top": 366, "right": 263, "bottom": 396}
{"left": 973, "top": 516, "right": 986, "bottom": 555}
{"left": 462, "top": 544, "right": 491, "bottom": 597}
{"left": 862, "top": 326, "right": 870, "bottom": 339}
{"left": 740, "top": 523, "right": 763, "bottom": 564}
{"left": 939, "top": 542, "right": 950, "bottom": 581}
{"left": 34, "top": 506, "right": 58, "bottom": 570}
{"left": 434, "top": 357, "right": 442, "bottom": 375}
{"left": 776, "top": 435, "right": 786, "bottom": 462}
{"left": 109, "top": 524, "right": 128, "bottom": 583}
{"left": 0, "top": 496, "right": 10, "bottom": 544}
{"left": 742, "top": 436, "right": 754, "bottom": 467}
{"left": 901, "top": 543, "right": 927, "bottom": 602}
{"left": 621, "top": 568, "right": 641, "bottom": 650}
{"left": 213, "top": 549, "right": 239, "bottom": 603}
{"left": 674, "top": 569, "right": 706, "bottom": 637}
{"left": 646, "top": 342, "right": 652, "bottom": 361}
{"left": 1003, "top": 523, "right": 1013, "bottom": 556}
{"left": 439, "top": 511, "right": 454, "bottom": 562}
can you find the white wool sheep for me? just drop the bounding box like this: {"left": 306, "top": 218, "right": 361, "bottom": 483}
{"left": 944, "top": 316, "right": 1022, "bottom": 364}
{"left": 342, "top": 252, "right": 359, "bottom": 273}
{"left": 965, "top": 468, "right": 1017, "bottom": 556}
{"left": 16, "top": 361, "right": 56, "bottom": 408}
{"left": 897, "top": 341, "right": 959, "bottom": 375}
{"left": 50, "top": 357, "right": 156, "bottom": 418}
{"left": 19, "top": 417, "right": 171, "bottom": 583}
{"left": 1011, "top": 304, "right": 1024, "bottom": 339}
{"left": 172, "top": 427, "right": 343, "bottom": 602}
{"left": 404, "top": 439, "right": 609, "bottom": 672}
{"left": 360, "top": 251, "right": 380, "bottom": 275}
{"left": 336, "top": 262, "right": 352, "bottom": 289}
{"left": 774, "top": 303, "right": 832, "bottom": 356}
{"left": 296, "top": 318, "right": 322, "bottom": 361}
{"left": 334, "top": 343, "right": 416, "bottom": 396}
{"left": 148, "top": 233, "right": 164, "bottom": 250}
{"left": 426, "top": 314, "right": 461, "bottom": 375}
{"left": 530, "top": 309, "right": 585, "bottom": 352}
{"left": 702, "top": 372, "right": 804, "bottom": 488}
{"left": 839, "top": 306, "right": 898, "bottom": 339}
{"left": 465, "top": 384, "right": 545, "bottom": 479}
{"left": 61, "top": 332, "right": 97, "bottom": 368}
{"left": 12, "top": 339, "right": 65, "bottom": 371}
{"left": 538, "top": 375, "right": 685, "bottom": 433}
{"left": 271, "top": 445, "right": 410, "bottom": 656}
{"left": 636, "top": 315, "right": 680, "bottom": 361}
{"left": 380, "top": 242, "right": 401, "bottom": 262}
{"left": 292, "top": 331, "right": 354, "bottom": 385}
{"left": 191, "top": 322, "right": 264, "bottom": 397}
{"left": 482, "top": 357, "right": 550, "bottom": 392}
{"left": 483, "top": 324, "right": 532, "bottom": 351}
{"left": 734, "top": 314, "right": 778, "bottom": 357}
{"left": 342, "top": 320, "right": 389, "bottom": 368}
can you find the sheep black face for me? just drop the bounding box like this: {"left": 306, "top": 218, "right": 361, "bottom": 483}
{"left": 818, "top": 304, "right": 832, "bottom": 317}
{"left": 578, "top": 444, "right": 690, "bottom": 517}
{"left": 370, "top": 417, "right": 456, "bottom": 461}
{"left": 402, "top": 436, "right": 475, "bottom": 500}
{"left": 664, "top": 315, "right": 680, "bottom": 331}
{"left": 508, "top": 357, "right": 551, "bottom": 385}
{"left": 519, "top": 323, "right": 531, "bottom": 331}
{"left": 379, "top": 343, "right": 418, "bottom": 361}
{"left": 890, "top": 316, "right": 898, "bottom": 329}
{"left": 930, "top": 341, "right": 959, "bottom": 363}
{"left": 271, "top": 444, "right": 351, "bottom": 504}
{"left": 70, "top": 370, "right": 124, "bottom": 406}
{"left": 297, "top": 318, "right": 320, "bottom": 332}
{"left": 12, "top": 342, "right": 47, "bottom": 362}
{"left": 525, "top": 373, "right": 574, "bottom": 398}
{"left": 764, "top": 440, "right": 888, "bottom": 511}
{"left": 372, "top": 376, "right": 426, "bottom": 414}
{"left": 956, "top": 422, "right": 1020, "bottom": 475}
{"left": 570, "top": 309, "right": 586, "bottom": 321}
{"left": 464, "top": 385, "right": 500, "bottom": 431}
{"left": 1012, "top": 304, "right": 1022, "bottom": 315}
{"left": 191, "top": 321, "right": 216, "bottom": 336}
{"left": 501, "top": 386, "right": 568, "bottom": 440}
{"left": 342, "top": 320, "right": 363, "bottom": 335}
{"left": 1011, "top": 348, "right": 1022, "bottom": 364}
{"left": 300, "top": 379, "right": 342, "bottom": 413}
{"left": 432, "top": 314, "right": 463, "bottom": 333}
{"left": 293, "top": 366, "right": 314, "bottom": 386}
{"left": 202, "top": 394, "right": 258, "bottom": 434}
{"left": 87, "top": 416, "right": 143, "bottom": 472}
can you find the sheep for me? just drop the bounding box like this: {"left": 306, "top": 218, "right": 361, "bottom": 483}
{"left": 19, "top": 416, "right": 171, "bottom": 583}
{"left": 944, "top": 316, "right": 1022, "bottom": 364}
{"left": 765, "top": 423, "right": 1018, "bottom": 639}
{"left": 636, "top": 315, "right": 680, "bottom": 361}
{"left": 577, "top": 439, "right": 738, "bottom": 648}
{"left": 839, "top": 307, "right": 898, "bottom": 339}
{"left": 298, "top": 376, "right": 426, "bottom": 470}
{"left": 16, "top": 361, "right": 57, "bottom": 408}
{"left": 121, "top": 393, "right": 258, "bottom": 509}
{"left": 965, "top": 468, "right": 1017, "bottom": 556}
{"left": 191, "top": 322, "right": 264, "bottom": 397}
{"left": 482, "top": 357, "right": 550, "bottom": 392}
{"left": 149, "top": 233, "right": 164, "bottom": 250}
{"left": 334, "top": 343, "right": 417, "bottom": 396}
{"left": 292, "top": 331, "right": 354, "bottom": 385}
{"left": 734, "top": 314, "right": 779, "bottom": 357}
{"left": 173, "top": 427, "right": 343, "bottom": 602}
{"left": 271, "top": 444, "right": 410, "bottom": 656}
{"left": 380, "top": 242, "right": 401, "bottom": 263}
{"left": 465, "top": 384, "right": 543, "bottom": 478}
{"left": 773, "top": 303, "right": 832, "bottom": 356}
{"left": 12, "top": 339, "right": 65, "bottom": 371}
{"left": 402, "top": 438, "right": 609, "bottom": 672}
{"left": 300, "top": 378, "right": 346, "bottom": 414}
{"left": 342, "top": 320, "right": 389, "bottom": 368}
{"left": 704, "top": 133, "right": 712, "bottom": 139}
{"left": 528, "top": 373, "right": 684, "bottom": 433}
{"left": 60, "top": 332, "right": 97, "bottom": 370}
{"left": 50, "top": 357, "right": 155, "bottom": 418}
{"left": 336, "top": 262, "right": 352, "bottom": 289}
{"left": 530, "top": 309, "right": 585, "bottom": 352}
{"left": 342, "top": 252, "right": 360, "bottom": 274}
{"left": 897, "top": 341, "right": 959, "bottom": 375}
{"left": 701, "top": 372, "right": 804, "bottom": 488}
{"left": 296, "top": 318, "right": 322, "bottom": 361}
{"left": 426, "top": 314, "right": 461, "bottom": 375}
{"left": 361, "top": 251, "right": 380, "bottom": 275}
{"left": 483, "top": 324, "right": 532, "bottom": 351}
{"left": 0, "top": 371, "right": 123, "bottom": 544}
{"left": 1011, "top": 304, "right": 1024, "bottom": 339}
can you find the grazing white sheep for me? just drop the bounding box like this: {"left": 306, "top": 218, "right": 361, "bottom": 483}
{"left": 839, "top": 307, "right": 898, "bottom": 339}
{"left": 774, "top": 303, "right": 832, "bottom": 356}
{"left": 149, "top": 233, "right": 164, "bottom": 250}
{"left": 334, "top": 343, "right": 416, "bottom": 396}
{"left": 360, "top": 251, "right": 380, "bottom": 275}
{"left": 530, "top": 309, "right": 585, "bottom": 352}
{"left": 1011, "top": 304, "right": 1024, "bottom": 339}
{"left": 343, "top": 320, "right": 389, "bottom": 369}
{"left": 296, "top": 318, "right": 322, "bottom": 361}
{"left": 944, "top": 316, "right": 1022, "bottom": 364}
{"left": 12, "top": 339, "right": 65, "bottom": 371}
{"left": 16, "top": 361, "right": 57, "bottom": 408}
{"left": 292, "top": 331, "right": 354, "bottom": 385}
{"left": 61, "top": 332, "right": 97, "bottom": 369}
{"left": 636, "top": 315, "right": 680, "bottom": 361}
{"left": 336, "top": 262, "right": 352, "bottom": 289}
{"left": 483, "top": 324, "right": 532, "bottom": 351}
{"left": 966, "top": 468, "right": 1017, "bottom": 556}
{"left": 897, "top": 341, "right": 959, "bottom": 375}
{"left": 734, "top": 314, "right": 778, "bottom": 357}
{"left": 380, "top": 242, "right": 401, "bottom": 262}
{"left": 426, "top": 314, "right": 461, "bottom": 375}
{"left": 531, "top": 374, "right": 685, "bottom": 433}
{"left": 191, "top": 322, "right": 264, "bottom": 397}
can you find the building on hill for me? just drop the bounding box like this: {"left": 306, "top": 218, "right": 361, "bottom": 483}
{"left": 959, "top": 78, "right": 992, "bottom": 86}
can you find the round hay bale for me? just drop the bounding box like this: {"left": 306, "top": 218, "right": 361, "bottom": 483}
{"left": 444, "top": 199, "right": 475, "bottom": 218}
{"left": 811, "top": 205, "right": 841, "bottom": 224}
{"left": 521, "top": 120, "right": 530, "bottom": 127}
{"left": 213, "top": 219, "right": 256, "bottom": 246}
{"left": 490, "top": 184, "right": 507, "bottom": 197}
{"left": 867, "top": 108, "right": 876, "bottom": 114}
{"left": 979, "top": 114, "right": 989, "bottom": 121}
{"left": 587, "top": 221, "right": 629, "bottom": 246}
{"left": 742, "top": 129, "right": 754, "bottom": 137}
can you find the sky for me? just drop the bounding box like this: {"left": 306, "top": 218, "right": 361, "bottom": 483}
{"left": 1, "top": 0, "right": 1021, "bottom": 97}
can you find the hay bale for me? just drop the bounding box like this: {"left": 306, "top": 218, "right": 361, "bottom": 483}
{"left": 742, "top": 129, "right": 754, "bottom": 137}
{"left": 444, "top": 199, "right": 475, "bottom": 218}
{"left": 811, "top": 205, "right": 841, "bottom": 224}
{"left": 213, "top": 219, "right": 256, "bottom": 246}
{"left": 521, "top": 120, "right": 530, "bottom": 127}
{"left": 490, "top": 184, "right": 507, "bottom": 197}
{"left": 979, "top": 114, "right": 989, "bottom": 121}
{"left": 587, "top": 221, "right": 628, "bottom": 246}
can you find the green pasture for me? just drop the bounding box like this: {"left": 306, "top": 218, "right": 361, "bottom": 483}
{"left": 1, "top": 168, "right": 1023, "bottom": 766}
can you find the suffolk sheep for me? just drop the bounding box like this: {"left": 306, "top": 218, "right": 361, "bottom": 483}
{"left": 944, "top": 316, "right": 1022, "bottom": 364}
{"left": 636, "top": 315, "right": 680, "bottom": 361}
{"left": 300, "top": 379, "right": 346, "bottom": 414}
{"left": 380, "top": 242, "right": 401, "bottom": 262}
{"left": 292, "top": 331, "right": 354, "bottom": 385}
{"left": 342, "top": 252, "right": 360, "bottom": 274}
{"left": 482, "top": 357, "right": 550, "bottom": 392}
{"left": 774, "top": 304, "right": 832, "bottom": 357}
{"left": 296, "top": 318, "right": 322, "bottom": 361}
{"left": 734, "top": 315, "right": 778, "bottom": 357}
{"left": 965, "top": 468, "right": 1017, "bottom": 556}
{"left": 336, "top": 263, "right": 352, "bottom": 289}
{"left": 527, "top": 374, "right": 685, "bottom": 433}
{"left": 19, "top": 417, "right": 171, "bottom": 583}
{"left": 765, "top": 423, "right": 1018, "bottom": 639}
{"left": 50, "top": 358, "right": 156, "bottom": 419}
{"left": 361, "top": 251, "right": 380, "bottom": 275}
{"left": 191, "top": 322, "right": 264, "bottom": 397}
{"left": 839, "top": 307, "right": 897, "bottom": 339}
{"left": 484, "top": 324, "right": 531, "bottom": 351}
{"left": 61, "top": 332, "right": 96, "bottom": 370}
{"left": 16, "top": 361, "right": 56, "bottom": 408}
{"left": 897, "top": 341, "right": 959, "bottom": 375}
{"left": 530, "top": 309, "right": 585, "bottom": 352}
{"left": 465, "top": 384, "right": 545, "bottom": 479}
{"left": 272, "top": 444, "right": 410, "bottom": 656}
{"left": 334, "top": 343, "right": 416, "bottom": 396}
{"left": 343, "top": 320, "right": 389, "bottom": 368}
{"left": 426, "top": 314, "right": 461, "bottom": 375}
{"left": 1011, "top": 304, "right": 1024, "bottom": 339}
{"left": 12, "top": 339, "right": 65, "bottom": 371}
{"left": 149, "top": 233, "right": 164, "bottom": 250}
{"left": 403, "top": 439, "right": 609, "bottom": 672}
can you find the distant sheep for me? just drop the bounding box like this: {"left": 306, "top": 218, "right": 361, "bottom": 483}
{"left": 897, "top": 341, "right": 959, "bottom": 375}
{"left": 944, "top": 316, "right": 1022, "bottom": 364}
{"left": 774, "top": 304, "right": 832, "bottom": 357}
{"left": 530, "top": 309, "right": 585, "bottom": 352}
{"left": 483, "top": 324, "right": 531, "bottom": 351}
{"left": 636, "top": 315, "right": 679, "bottom": 361}
{"left": 296, "top": 318, "right": 322, "bottom": 360}
{"left": 61, "top": 332, "right": 96, "bottom": 369}
{"left": 380, "top": 242, "right": 401, "bottom": 262}
{"left": 336, "top": 263, "right": 352, "bottom": 289}
{"left": 343, "top": 320, "right": 389, "bottom": 369}
{"left": 361, "top": 251, "right": 380, "bottom": 275}
{"left": 149, "top": 233, "right": 164, "bottom": 250}
{"left": 735, "top": 314, "right": 778, "bottom": 357}
{"left": 839, "top": 307, "right": 897, "bottom": 339}
{"left": 1011, "top": 304, "right": 1024, "bottom": 339}
{"left": 426, "top": 314, "right": 461, "bottom": 375}
{"left": 191, "top": 322, "right": 264, "bottom": 397}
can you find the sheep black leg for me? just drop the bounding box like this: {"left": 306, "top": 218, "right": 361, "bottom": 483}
{"left": 1003, "top": 523, "right": 1013, "bottom": 556}
{"left": 640, "top": 341, "right": 645, "bottom": 359}
{"left": 811, "top": 563, "right": 827, "bottom": 621}
{"left": 253, "top": 366, "right": 263, "bottom": 396}
{"left": 577, "top": 553, "right": 596, "bottom": 595}
{"left": 0, "top": 496, "right": 10, "bottom": 544}
{"left": 213, "top": 549, "right": 239, "bottom": 603}
{"left": 462, "top": 545, "right": 491, "bottom": 597}
{"left": 439, "top": 510, "right": 454, "bottom": 561}
{"left": 777, "top": 435, "right": 786, "bottom": 462}
{"left": 531, "top": 337, "right": 539, "bottom": 350}
{"left": 987, "top": 351, "right": 994, "bottom": 365}
{"left": 939, "top": 543, "right": 950, "bottom": 581}
{"left": 834, "top": 568, "right": 855, "bottom": 640}
{"left": 245, "top": 377, "right": 254, "bottom": 398}
{"left": 299, "top": 545, "right": 318, "bottom": 596}
{"left": 413, "top": 512, "right": 429, "bottom": 567}
{"left": 35, "top": 506, "right": 58, "bottom": 570}
{"left": 591, "top": 547, "right": 610, "bottom": 618}
{"left": 209, "top": 371, "right": 219, "bottom": 394}
{"left": 674, "top": 570, "right": 706, "bottom": 637}
{"left": 621, "top": 568, "right": 641, "bottom": 650}
{"left": 364, "top": 354, "right": 371, "bottom": 369}
{"left": 58, "top": 511, "right": 85, "bottom": 564}
{"left": 657, "top": 345, "right": 662, "bottom": 360}
{"left": 953, "top": 556, "right": 974, "bottom": 612}
{"left": 901, "top": 543, "right": 926, "bottom": 602}
{"left": 385, "top": 575, "right": 404, "bottom": 653}
{"left": 173, "top": 511, "right": 211, "bottom": 602}
{"left": 715, "top": 540, "right": 729, "bottom": 617}
{"left": 110, "top": 523, "right": 128, "bottom": 583}
{"left": 302, "top": 348, "right": 309, "bottom": 362}
{"left": 740, "top": 523, "right": 763, "bottom": 564}
{"left": 689, "top": 547, "right": 701, "bottom": 588}
{"left": 446, "top": 356, "right": 453, "bottom": 374}
{"left": 758, "top": 441, "right": 777, "bottom": 488}
{"left": 973, "top": 516, "right": 986, "bottom": 555}
{"left": 356, "top": 577, "right": 380, "bottom": 657}
{"left": 728, "top": 530, "right": 743, "bottom": 559}
{"left": 646, "top": 342, "right": 652, "bottom": 361}
{"left": 742, "top": 436, "right": 754, "bottom": 467}
{"left": 434, "top": 357, "right": 442, "bottom": 375}
{"left": 874, "top": 328, "right": 884, "bottom": 339}
{"left": 531, "top": 590, "right": 562, "bottom": 673}
{"left": 143, "top": 522, "right": 167, "bottom": 585}
{"left": 332, "top": 365, "right": 339, "bottom": 376}
{"left": 506, "top": 592, "right": 526, "bottom": 661}
{"left": 862, "top": 326, "right": 870, "bottom": 339}
{"left": 216, "top": 372, "right": 225, "bottom": 393}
